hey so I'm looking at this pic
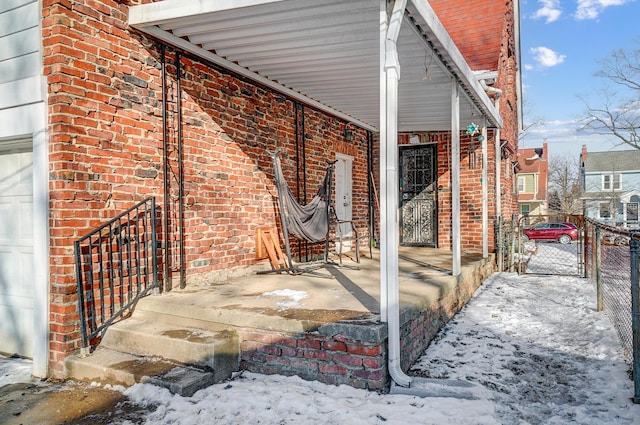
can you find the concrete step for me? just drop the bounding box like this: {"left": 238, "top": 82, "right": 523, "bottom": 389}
{"left": 64, "top": 348, "right": 216, "bottom": 397}
{"left": 100, "top": 319, "right": 239, "bottom": 382}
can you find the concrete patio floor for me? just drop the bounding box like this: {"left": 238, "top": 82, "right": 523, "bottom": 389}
{"left": 151, "top": 246, "right": 492, "bottom": 332}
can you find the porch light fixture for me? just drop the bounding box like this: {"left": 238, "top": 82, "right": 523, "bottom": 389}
{"left": 343, "top": 122, "right": 355, "bottom": 142}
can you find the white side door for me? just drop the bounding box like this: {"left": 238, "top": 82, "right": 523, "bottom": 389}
{"left": 0, "top": 145, "right": 34, "bottom": 357}
{"left": 334, "top": 154, "right": 353, "bottom": 252}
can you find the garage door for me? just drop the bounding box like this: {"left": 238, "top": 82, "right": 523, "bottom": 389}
{"left": 0, "top": 147, "right": 34, "bottom": 357}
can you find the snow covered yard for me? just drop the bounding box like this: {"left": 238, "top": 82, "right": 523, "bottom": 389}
{"left": 3, "top": 272, "right": 640, "bottom": 424}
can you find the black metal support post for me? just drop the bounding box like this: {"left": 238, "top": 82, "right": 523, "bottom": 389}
{"left": 176, "top": 52, "right": 185, "bottom": 289}
{"left": 161, "top": 44, "right": 171, "bottom": 292}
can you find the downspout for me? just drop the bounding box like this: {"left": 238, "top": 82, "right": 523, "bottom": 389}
{"left": 382, "top": 0, "right": 412, "bottom": 388}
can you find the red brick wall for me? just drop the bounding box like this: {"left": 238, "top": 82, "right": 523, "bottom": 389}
{"left": 432, "top": 0, "right": 521, "bottom": 221}
{"left": 239, "top": 327, "right": 387, "bottom": 390}
{"left": 430, "top": 0, "right": 505, "bottom": 71}
{"left": 399, "top": 132, "right": 497, "bottom": 253}
{"left": 43, "top": 0, "right": 372, "bottom": 375}
{"left": 496, "top": 0, "right": 520, "bottom": 219}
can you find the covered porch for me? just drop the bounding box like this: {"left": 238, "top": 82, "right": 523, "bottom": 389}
{"left": 120, "top": 0, "right": 503, "bottom": 389}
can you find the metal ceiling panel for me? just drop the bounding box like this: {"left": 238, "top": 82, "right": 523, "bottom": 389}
{"left": 129, "top": 0, "right": 502, "bottom": 132}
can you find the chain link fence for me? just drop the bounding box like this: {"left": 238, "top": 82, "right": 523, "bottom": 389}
{"left": 494, "top": 214, "right": 582, "bottom": 274}
{"left": 495, "top": 216, "right": 518, "bottom": 272}
{"left": 496, "top": 215, "right": 640, "bottom": 402}
{"left": 584, "top": 218, "right": 640, "bottom": 403}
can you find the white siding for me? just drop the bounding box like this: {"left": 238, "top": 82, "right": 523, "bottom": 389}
{"left": 0, "top": 0, "right": 48, "bottom": 377}
{"left": 0, "top": 0, "right": 43, "bottom": 116}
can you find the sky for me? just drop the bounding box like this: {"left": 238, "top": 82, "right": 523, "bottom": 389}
{"left": 3, "top": 246, "right": 640, "bottom": 424}
{"left": 519, "top": 0, "right": 640, "bottom": 160}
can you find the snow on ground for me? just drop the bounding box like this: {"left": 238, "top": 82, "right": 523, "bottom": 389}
{"left": 525, "top": 242, "right": 580, "bottom": 275}
{"left": 0, "top": 356, "right": 32, "bottom": 388}
{"left": 262, "top": 288, "right": 309, "bottom": 309}
{"left": 3, "top": 272, "right": 640, "bottom": 424}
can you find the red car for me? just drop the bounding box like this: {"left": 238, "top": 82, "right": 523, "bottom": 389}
{"left": 522, "top": 222, "right": 579, "bottom": 244}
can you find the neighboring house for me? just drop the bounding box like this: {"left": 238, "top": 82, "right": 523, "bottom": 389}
{"left": 0, "top": 0, "right": 521, "bottom": 386}
{"left": 580, "top": 146, "right": 640, "bottom": 228}
{"left": 517, "top": 142, "right": 548, "bottom": 220}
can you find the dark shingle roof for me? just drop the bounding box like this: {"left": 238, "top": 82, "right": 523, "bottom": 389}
{"left": 583, "top": 150, "right": 640, "bottom": 173}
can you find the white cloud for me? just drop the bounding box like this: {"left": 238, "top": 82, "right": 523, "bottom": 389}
{"left": 530, "top": 46, "right": 566, "bottom": 68}
{"left": 532, "top": 0, "right": 562, "bottom": 23}
{"left": 574, "top": 0, "right": 629, "bottom": 20}
{"left": 522, "top": 118, "right": 624, "bottom": 158}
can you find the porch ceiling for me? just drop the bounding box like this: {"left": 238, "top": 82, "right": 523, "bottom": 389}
{"left": 129, "top": 0, "right": 502, "bottom": 133}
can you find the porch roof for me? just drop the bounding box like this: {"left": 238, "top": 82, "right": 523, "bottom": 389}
{"left": 128, "top": 0, "right": 502, "bottom": 133}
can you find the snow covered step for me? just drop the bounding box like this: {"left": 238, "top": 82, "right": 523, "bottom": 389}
{"left": 100, "top": 319, "right": 239, "bottom": 382}
{"left": 64, "top": 348, "right": 216, "bottom": 397}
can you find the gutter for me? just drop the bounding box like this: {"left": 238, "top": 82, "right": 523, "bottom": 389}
{"left": 475, "top": 70, "right": 503, "bottom": 101}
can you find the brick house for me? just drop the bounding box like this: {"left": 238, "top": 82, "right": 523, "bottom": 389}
{"left": 517, "top": 141, "right": 549, "bottom": 220}
{"left": 580, "top": 145, "right": 640, "bottom": 227}
{"left": 1, "top": 0, "right": 520, "bottom": 385}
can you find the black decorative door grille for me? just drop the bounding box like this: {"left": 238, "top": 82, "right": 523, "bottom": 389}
{"left": 399, "top": 144, "right": 437, "bottom": 246}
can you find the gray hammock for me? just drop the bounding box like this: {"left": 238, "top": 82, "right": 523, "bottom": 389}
{"left": 273, "top": 153, "right": 331, "bottom": 244}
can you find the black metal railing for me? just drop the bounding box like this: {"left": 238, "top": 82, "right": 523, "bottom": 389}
{"left": 74, "top": 197, "right": 159, "bottom": 351}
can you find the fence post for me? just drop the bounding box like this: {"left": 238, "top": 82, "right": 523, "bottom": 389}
{"left": 596, "top": 226, "right": 603, "bottom": 312}
{"left": 509, "top": 219, "right": 516, "bottom": 273}
{"left": 582, "top": 224, "right": 588, "bottom": 278}
{"left": 497, "top": 216, "right": 503, "bottom": 272}
{"left": 630, "top": 235, "right": 640, "bottom": 403}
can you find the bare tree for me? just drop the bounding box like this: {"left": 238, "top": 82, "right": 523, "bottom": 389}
{"left": 547, "top": 155, "right": 582, "bottom": 215}
{"left": 581, "top": 46, "right": 640, "bottom": 149}
{"left": 519, "top": 99, "right": 544, "bottom": 147}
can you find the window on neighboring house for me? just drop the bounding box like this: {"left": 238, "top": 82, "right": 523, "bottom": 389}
{"left": 628, "top": 203, "right": 639, "bottom": 222}
{"left": 600, "top": 202, "right": 611, "bottom": 218}
{"left": 521, "top": 204, "right": 530, "bottom": 216}
{"left": 603, "top": 174, "right": 622, "bottom": 190}
{"left": 517, "top": 174, "right": 536, "bottom": 194}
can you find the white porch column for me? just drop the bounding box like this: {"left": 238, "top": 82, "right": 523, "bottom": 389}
{"left": 451, "top": 82, "right": 461, "bottom": 276}
{"left": 482, "top": 125, "right": 488, "bottom": 258}
{"left": 379, "top": 0, "right": 388, "bottom": 324}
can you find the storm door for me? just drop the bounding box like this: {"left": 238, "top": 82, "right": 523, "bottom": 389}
{"left": 334, "top": 153, "right": 353, "bottom": 252}
{"left": 399, "top": 144, "right": 437, "bottom": 246}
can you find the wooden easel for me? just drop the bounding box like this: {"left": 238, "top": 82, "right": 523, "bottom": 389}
{"left": 256, "top": 227, "right": 288, "bottom": 272}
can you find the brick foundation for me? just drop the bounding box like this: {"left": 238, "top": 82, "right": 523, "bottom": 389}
{"left": 238, "top": 323, "right": 388, "bottom": 390}
{"left": 237, "top": 256, "right": 495, "bottom": 390}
